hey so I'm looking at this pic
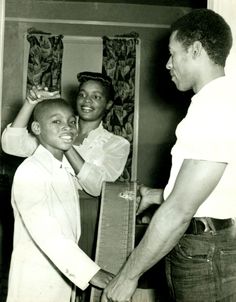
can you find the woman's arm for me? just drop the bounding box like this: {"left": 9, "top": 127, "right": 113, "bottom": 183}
{"left": 68, "top": 136, "right": 130, "bottom": 196}
{"left": 12, "top": 86, "right": 60, "bottom": 127}
{"left": 65, "top": 146, "right": 85, "bottom": 175}
{"left": 1, "top": 86, "right": 59, "bottom": 156}
{"left": 11, "top": 99, "right": 35, "bottom": 128}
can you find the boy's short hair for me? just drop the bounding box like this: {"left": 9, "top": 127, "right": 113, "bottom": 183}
{"left": 171, "top": 8, "right": 232, "bottom": 67}
{"left": 77, "top": 71, "right": 115, "bottom": 101}
{"left": 33, "top": 98, "right": 73, "bottom": 122}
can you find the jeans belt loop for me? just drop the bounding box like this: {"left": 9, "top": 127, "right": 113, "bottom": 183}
{"left": 195, "top": 217, "right": 216, "bottom": 234}
{"left": 205, "top": 217, "right": 216, "bottom": 233}
{"left": 192, "top": 219, "right": 198, "bottom": 234}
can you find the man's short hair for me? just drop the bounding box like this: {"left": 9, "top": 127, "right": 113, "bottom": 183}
{"left": 171, "top": 8, "right": 233, "bottom": 67}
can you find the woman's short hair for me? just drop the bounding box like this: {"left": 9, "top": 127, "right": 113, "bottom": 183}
{"left": 77, "top": 71, "right": 115, "bottom": 101}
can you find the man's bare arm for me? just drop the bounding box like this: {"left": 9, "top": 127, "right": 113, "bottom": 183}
{"left": 101, "top": 159, "right": 227, "bottom": 302}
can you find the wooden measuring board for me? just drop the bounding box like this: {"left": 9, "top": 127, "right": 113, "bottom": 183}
{"left": 90, "top": 181, "right": 136, "bottom": 302}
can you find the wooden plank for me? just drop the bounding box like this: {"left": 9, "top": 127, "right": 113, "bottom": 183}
{"left": 90, "top": 181, "right": 136, "bottom": 302}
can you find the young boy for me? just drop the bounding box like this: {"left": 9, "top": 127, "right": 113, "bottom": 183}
{"left": 6, "top": 98, "right": 113, "bottom": 302}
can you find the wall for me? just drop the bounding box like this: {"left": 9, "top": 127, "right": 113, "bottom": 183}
{"left": 1, "top": 0, "right": 194, "bottom": 186}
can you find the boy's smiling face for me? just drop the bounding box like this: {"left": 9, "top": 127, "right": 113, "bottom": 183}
{"left": 32, "top": 101, "right": 77, "bottom": 160}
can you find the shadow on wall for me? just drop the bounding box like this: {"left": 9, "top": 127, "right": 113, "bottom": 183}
{"left": 140, "top": 35, "right": 192, "bottom": 188}
{"left": 152, "top": 35, "right": 192, "bottom": 121}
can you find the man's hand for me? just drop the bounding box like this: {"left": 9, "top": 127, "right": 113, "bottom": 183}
{"left": 136, "top": 185, "right": 163, "bottom": 216}
{"left": 26, "top": 85, "right": 60, "bottom": 105}
{"left": 101, "top": 273, "right": 138, "bottom": 302}
{"left": 89, "top": 269, "right": 114, "bottom": 289}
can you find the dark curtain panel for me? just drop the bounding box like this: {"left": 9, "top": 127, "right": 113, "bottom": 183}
{"left": 102, "top": 36, "right": 138, "bottom": 182}
{"left": 26, "top": 34, "right": 64, "bottom": 93}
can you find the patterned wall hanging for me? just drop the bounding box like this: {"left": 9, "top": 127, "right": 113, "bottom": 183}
{"left": 26, "top": 33, "right": 64, "bottom": 93}
{"left": 102, "top": 35, "right": 139, "bottom": 182}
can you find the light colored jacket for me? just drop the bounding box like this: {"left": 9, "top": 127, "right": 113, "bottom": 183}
{"left": 7, "top": 145, "right": 100, "bottom": 302}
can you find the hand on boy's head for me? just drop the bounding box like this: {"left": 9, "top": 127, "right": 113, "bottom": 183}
{"left": 26, "top": 85, "right": 60, "bottom": 105}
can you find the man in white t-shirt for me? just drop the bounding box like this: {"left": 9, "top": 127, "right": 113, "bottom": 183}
{"left": 102, "top": 9, "right": 236, "bottom": 302}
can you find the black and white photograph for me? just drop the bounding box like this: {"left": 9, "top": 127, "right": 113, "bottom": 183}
{"left": 0, "top": 0, "right": 236, "bottom": 301}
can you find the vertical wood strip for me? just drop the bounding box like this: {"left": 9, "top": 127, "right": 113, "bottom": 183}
{"left": 90, "top": 181, "right": 136, "bottom": 302}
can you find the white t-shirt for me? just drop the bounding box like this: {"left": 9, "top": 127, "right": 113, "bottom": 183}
{"left": 164, "top": 76, "right": 236, "bottom": 218}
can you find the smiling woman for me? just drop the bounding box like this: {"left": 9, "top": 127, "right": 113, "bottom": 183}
{"left": 63, "top": 71, "right": 130, "bottom": 196}
{"left": 75, "top": 72, "right": 114, "bottom": 127}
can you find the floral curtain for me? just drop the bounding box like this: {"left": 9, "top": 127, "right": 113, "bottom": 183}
{"left": 102, "top": 36, "right": 138, "bottom": 181}
{"left": 26, "top": 34, "right": 64, "bottom": 93}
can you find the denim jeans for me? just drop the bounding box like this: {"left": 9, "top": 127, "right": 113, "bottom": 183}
{"left": 165, "top": 224, "right": 236, "bottom": 302}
